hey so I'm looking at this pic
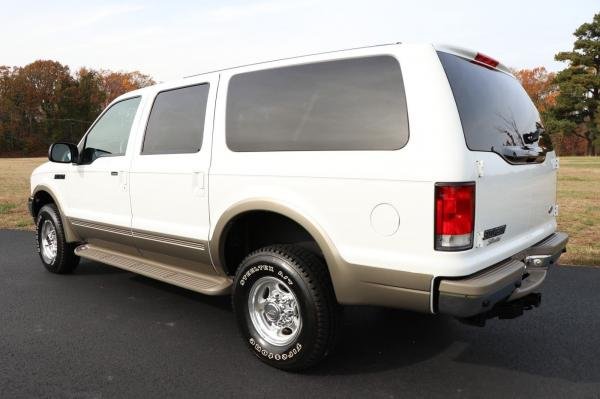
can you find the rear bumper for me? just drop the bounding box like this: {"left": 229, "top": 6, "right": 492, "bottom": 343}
{"left": 436, "top": 232, "right": 568, "bottom": 318}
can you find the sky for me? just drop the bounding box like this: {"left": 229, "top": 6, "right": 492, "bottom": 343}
{"left": 1, "top": 0, "right": 598, "bottom": 82}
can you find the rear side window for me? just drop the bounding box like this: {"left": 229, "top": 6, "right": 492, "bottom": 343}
{"left": 438, "top": 52, "right": 547, "bottom": 160}
{"left": 226, "top": 56, "right": 409, "bottom": 151}
{"left": 142, "top": 84, "right": 210, "bottom": 155}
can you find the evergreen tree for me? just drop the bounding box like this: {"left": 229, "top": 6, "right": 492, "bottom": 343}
{"left": 550, "top": 13, "right": 600, "bottom": 155}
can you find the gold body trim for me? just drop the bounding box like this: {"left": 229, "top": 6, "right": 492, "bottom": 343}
{"left": 69, "top": 218, "right": 214, "bottom": 276}
{"left": 132, "top": 230, "right": 206, "bottom": 251}
{"left": 210, "top": 198, "right": 433, "bottom": 313}
{"left": 35, "top": 184, "right": 433, "bottom": 312}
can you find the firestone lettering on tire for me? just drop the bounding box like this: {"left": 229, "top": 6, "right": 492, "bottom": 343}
{"left": 249, "top": 337, "right": 302, "bottom": 360}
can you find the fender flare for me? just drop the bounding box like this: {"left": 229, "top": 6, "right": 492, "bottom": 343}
{"left": 32, "top": 185, "right": 80, "bottom": 243}
{"left": 208, "top": 198, "right": 349, "bottom": 297}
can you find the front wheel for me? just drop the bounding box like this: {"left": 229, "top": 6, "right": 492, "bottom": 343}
{"left": 232, "top": 245, "right": 339, "bottom": 371}
{"left": 36, "top": 204, "right": 79, "bottom": 274}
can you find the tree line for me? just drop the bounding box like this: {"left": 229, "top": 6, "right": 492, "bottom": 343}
{"left": 0, "top": 61, "right": 154, "bottom": 155}
{"left": 514, "top": 12, "right": 599, "bottom": 156}
{"left": 1, "top": 13, "right": 598, "bottom": 157}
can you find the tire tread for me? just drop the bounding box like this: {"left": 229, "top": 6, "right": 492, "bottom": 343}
{"left": 233, "top": 244, "right": 340, "bottom": 371}
{"left": 36, "top": 204, "right": 79, "bottom": 274}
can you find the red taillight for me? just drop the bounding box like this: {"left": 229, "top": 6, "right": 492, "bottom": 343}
{"left": 435, "top": 183, "right": 475, "bottom": 251}
{"left": 474, "top": 52, "right": 499, "bottom": 68}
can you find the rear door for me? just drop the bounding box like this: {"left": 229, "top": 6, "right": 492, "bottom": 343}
{"left": 128, "top": 76, "right": 218, "bottom": 275}
{"left": 438, "top": 51, "right": 558, "bottom": 249}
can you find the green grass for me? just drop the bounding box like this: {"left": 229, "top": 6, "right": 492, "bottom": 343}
{"left": 14, "top": 218, "right": 31, "bottom": 228}
{"left": 0, "top": 156, "right": 598, "bottom": 266}
{"left": 559, "top": 175, "right": 588, "bottom": 182}
{"left": 557, "top": 156, "right": 600, "bottom": 266}
{"left": 0, "top": 157, "right": 44, "bottom": 230}
{"left": 0, "top": 202, "right": 17, "bottom": 214}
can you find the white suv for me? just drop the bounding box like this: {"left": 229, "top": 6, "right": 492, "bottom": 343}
{"left": 29, "top": 43, "right": 568, "bottom": 370}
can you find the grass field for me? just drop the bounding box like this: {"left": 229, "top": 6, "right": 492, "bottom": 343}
{"left": 0, "top": 156, "right": 598, "bottom": 266}
{"left": 0, "top": 158, "right": 43, "bottom": 229}
{"left": 555, "top": 157, "right": 600, "bottom": 266}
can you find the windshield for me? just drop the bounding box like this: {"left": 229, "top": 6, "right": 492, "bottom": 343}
{"left": 438, "top": 51, "right": 552, "bottom": 164}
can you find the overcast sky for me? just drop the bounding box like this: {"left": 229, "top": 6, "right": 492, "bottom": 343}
{"left": 2, "top": 0, "right": 598, "bottom": 81}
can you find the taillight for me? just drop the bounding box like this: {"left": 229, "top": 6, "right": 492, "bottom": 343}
{"left": 434, "top": 182, "right": 475, "bottom": 251}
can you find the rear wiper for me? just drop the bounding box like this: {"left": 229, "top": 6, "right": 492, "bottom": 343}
{"left": 499, "top": 145, "right": 545, "bottom": 163}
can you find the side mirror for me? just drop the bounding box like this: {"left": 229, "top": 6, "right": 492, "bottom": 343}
{"left": 48, "top": 143, "right": 78, "bottom": 164}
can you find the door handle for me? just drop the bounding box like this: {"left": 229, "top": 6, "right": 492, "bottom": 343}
{"left": 111, "top": 171, "right": 118, "bottom": 176}
{"left": 119, "top": 171, "right": 128, "bottom": 191}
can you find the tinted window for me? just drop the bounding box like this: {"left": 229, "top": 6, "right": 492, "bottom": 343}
{"left": 142, "top": 84, "right": 210, "bottom": 155}
{"left": 83, "top": 97, "right": 141, "bottom": 161}
{"left": 438, "top": 52, "right": 550, "bottom": 162}
{"left": 226, "top": 56, "right": 409, "bottom": 151}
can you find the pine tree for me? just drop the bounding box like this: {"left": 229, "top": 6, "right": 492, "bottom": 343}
{"left": 550, "top": 13, "right": 600, "bottom": 155}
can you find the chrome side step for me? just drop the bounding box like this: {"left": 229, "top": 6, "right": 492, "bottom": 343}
{"left": 74, "top": 244, "right": 232, "bottom": 295}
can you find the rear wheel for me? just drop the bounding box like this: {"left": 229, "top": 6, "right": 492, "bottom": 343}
{"left": 36, "top": 204, "right": 79, "bottom": 274}
{"left": 232, "top": 245, "right": 339, "bottom": 371}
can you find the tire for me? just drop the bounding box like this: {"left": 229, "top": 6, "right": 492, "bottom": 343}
{"left": 232, "top": 244, "right": 340, "bottom": 371}
{"left": 36, "top": 204, "right": 80, "bottom": 274}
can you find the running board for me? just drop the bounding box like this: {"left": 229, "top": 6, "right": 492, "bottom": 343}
{"left": 74, "top": 244, "right": 232, "bottom": 295}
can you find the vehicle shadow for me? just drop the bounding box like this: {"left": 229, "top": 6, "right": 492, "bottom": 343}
{"left": 128, "top": 273, "right": 233, "bottom": 312}
{"left": 311, "top": 306, "right": 456, "bottom": 375}
{"left": 75, "top": 259, "right": 129, "bottom": 275}
{"left": 448, "top": 314, "right": 600, "bottom": 384}
{"left": 73, "top": 260, "right": 600, "bottom": 384}
{"left": 312, "top": 304, "right": 599, "bottom": 384}
{"left": 76, "top": 260, "right": 232, "bottom": 310}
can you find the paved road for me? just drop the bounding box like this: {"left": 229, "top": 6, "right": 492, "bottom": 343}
{"left": 1, "top": 230, "right": 599, "bottom": 398}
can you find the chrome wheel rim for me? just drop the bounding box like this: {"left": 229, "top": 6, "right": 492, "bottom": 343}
{"left": 248, "top": 275, "right": 302, "bottom": 347}
{"left": 40, "top": 220, "right": 57, "bottom": 263}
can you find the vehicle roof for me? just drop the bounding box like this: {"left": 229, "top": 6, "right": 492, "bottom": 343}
{"left": 114, "top": 42, "right": 403, "bottom": 101}
{"left": 114, "top": 42, "right": 513, "bottom": 103}
{"left": 184, "top": 42, "right": 401, "bottom": 79}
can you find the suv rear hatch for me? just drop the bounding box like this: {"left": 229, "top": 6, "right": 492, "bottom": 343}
{"left": 438, "top": 49, "right": 557, "bottom": 255}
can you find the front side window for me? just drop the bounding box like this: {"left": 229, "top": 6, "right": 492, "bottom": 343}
{"left": 226, "top": 56, "right": 409, "bottom": 151}
{"left": 142, "top": 84, "right": 210, "bottom": 155}
{"left": 82, "top": 97, "right": 141, "bottom": 163}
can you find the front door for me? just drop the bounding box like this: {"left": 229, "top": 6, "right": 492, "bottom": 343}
{"left": 66, "top": 96, "right": 143, "bottom": 253}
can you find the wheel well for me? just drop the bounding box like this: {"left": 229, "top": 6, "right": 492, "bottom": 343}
{"left": 221, "top": 211, "right": 324, "bottom": 276}
{"left": 31, "top": 190, "right": 55, "bottom": 219}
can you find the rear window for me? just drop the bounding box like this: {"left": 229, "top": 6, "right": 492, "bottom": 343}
{"left": 438, "top": 52, "right": 547, "bottom": 161}
{"left": 226, "top": 56, "right": 409, "bottom": 152}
